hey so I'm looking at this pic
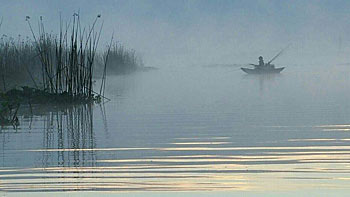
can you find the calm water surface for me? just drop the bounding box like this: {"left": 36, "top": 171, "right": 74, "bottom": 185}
{"left": 1, "top": 64, "right": 350, "bottom": 196}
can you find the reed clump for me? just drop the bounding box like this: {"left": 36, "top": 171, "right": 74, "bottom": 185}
{"left": 0, "top": 13, "right": 147, "bottom": 116}
{"left": 26, "top": 14, "right": 103, "bottom": 101}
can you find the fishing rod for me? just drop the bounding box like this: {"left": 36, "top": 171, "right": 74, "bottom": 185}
{"left": 267, "top": 44, "right": 291, "bottom": 65}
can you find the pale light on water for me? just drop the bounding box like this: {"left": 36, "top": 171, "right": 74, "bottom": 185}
{"left": 1, "top": 65, "right": 350, "bottom": 196}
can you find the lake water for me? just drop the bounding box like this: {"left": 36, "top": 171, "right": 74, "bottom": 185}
{"left": 1, "top": 64, "right": 350, "bottom": 196}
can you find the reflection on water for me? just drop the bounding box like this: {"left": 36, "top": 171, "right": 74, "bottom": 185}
{"left": 41, "top": 104, "right": 96, "bottom": 168}
{"left": 2, "top": 139, "right": 350, "bottom": 192}
{"left": 1, "top": 66, "right": 350, "bottom": 194}
{"left": 0, "top": 104, "right": 99, "bottom": 192}
{"left": 243, "top": 73, "right": 281, "bottom": 95}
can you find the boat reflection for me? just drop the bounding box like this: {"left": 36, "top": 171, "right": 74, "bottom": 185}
{"left": 242, "top": 73, "right": 281, "bottom": 95}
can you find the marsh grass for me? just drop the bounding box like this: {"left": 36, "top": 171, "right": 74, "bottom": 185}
{"left": 0, "top": 13, "right": 143, "bottom": 114}
{"left": 0, "top": 92, "right": 20, "bottom": 127}
{"left": 96, "top": 41, "right": 143, "bottom": 76}
{"left": 0, "top": 35, "right": 41, "bottom": 90}
{"left": 26, "top": 14, "right": 103, "bottom": 100}
{"left": 0, "top": 14, "right": 111, "bottom": 126}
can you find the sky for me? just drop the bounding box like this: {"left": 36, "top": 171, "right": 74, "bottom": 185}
{"left": 1, "top": 0, "right": 350, "bottom": 67}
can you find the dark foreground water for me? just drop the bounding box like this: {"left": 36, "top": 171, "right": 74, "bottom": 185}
{"left": 1, "top": 64, "right": 350, "bottom": 196}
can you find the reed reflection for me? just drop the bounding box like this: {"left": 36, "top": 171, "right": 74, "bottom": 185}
{"left": 41, "top": 104, "right": 96, "bottom": 168}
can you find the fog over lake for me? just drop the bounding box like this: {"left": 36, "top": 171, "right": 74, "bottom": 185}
{"left": 1, "top": 1, "right": 350, "bottom": 196}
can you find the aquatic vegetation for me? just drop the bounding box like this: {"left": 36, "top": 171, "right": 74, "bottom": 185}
{"left": 0, "top": 14, "right": 106, "bottom": 125}
{"left": 0, "top": 14, "right": 144, "bottom": 97}
{"left": 3, "top": 86, "right": 101, "bottom": 104}
{"left": 0, "top": 85, "right": 101, "bottom": 126}
{"left": 0, "top": 35, "right": 41, "bottom": 89}
{"left": 0, "top": 13, "right": 140, "bottom": 127}
{"left": 0, "top": 93, "right": 20, "bottom": 127}
{"left": 26, "top": 14, "right": 102, "bottom": 99}
{"left": 95, "top": 41, "right": 143, "bottom": 75}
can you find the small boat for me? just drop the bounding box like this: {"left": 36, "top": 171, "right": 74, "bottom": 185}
{"left": 241, "top": 67, "right": 285, "bottom": 74}
{"left": 241, "top": 45, "right": 289, "bottom": 74}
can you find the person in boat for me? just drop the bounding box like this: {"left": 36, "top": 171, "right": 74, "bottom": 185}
{"left": 258, "top": 56, "right": 265, "bottom": 68}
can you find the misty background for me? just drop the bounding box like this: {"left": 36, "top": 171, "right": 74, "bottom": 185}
{"left": 3, "top": 1, "right": 350, "bottom": 194}
{"left": 1, "top": 0, "right": 350, "bottom": 67}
